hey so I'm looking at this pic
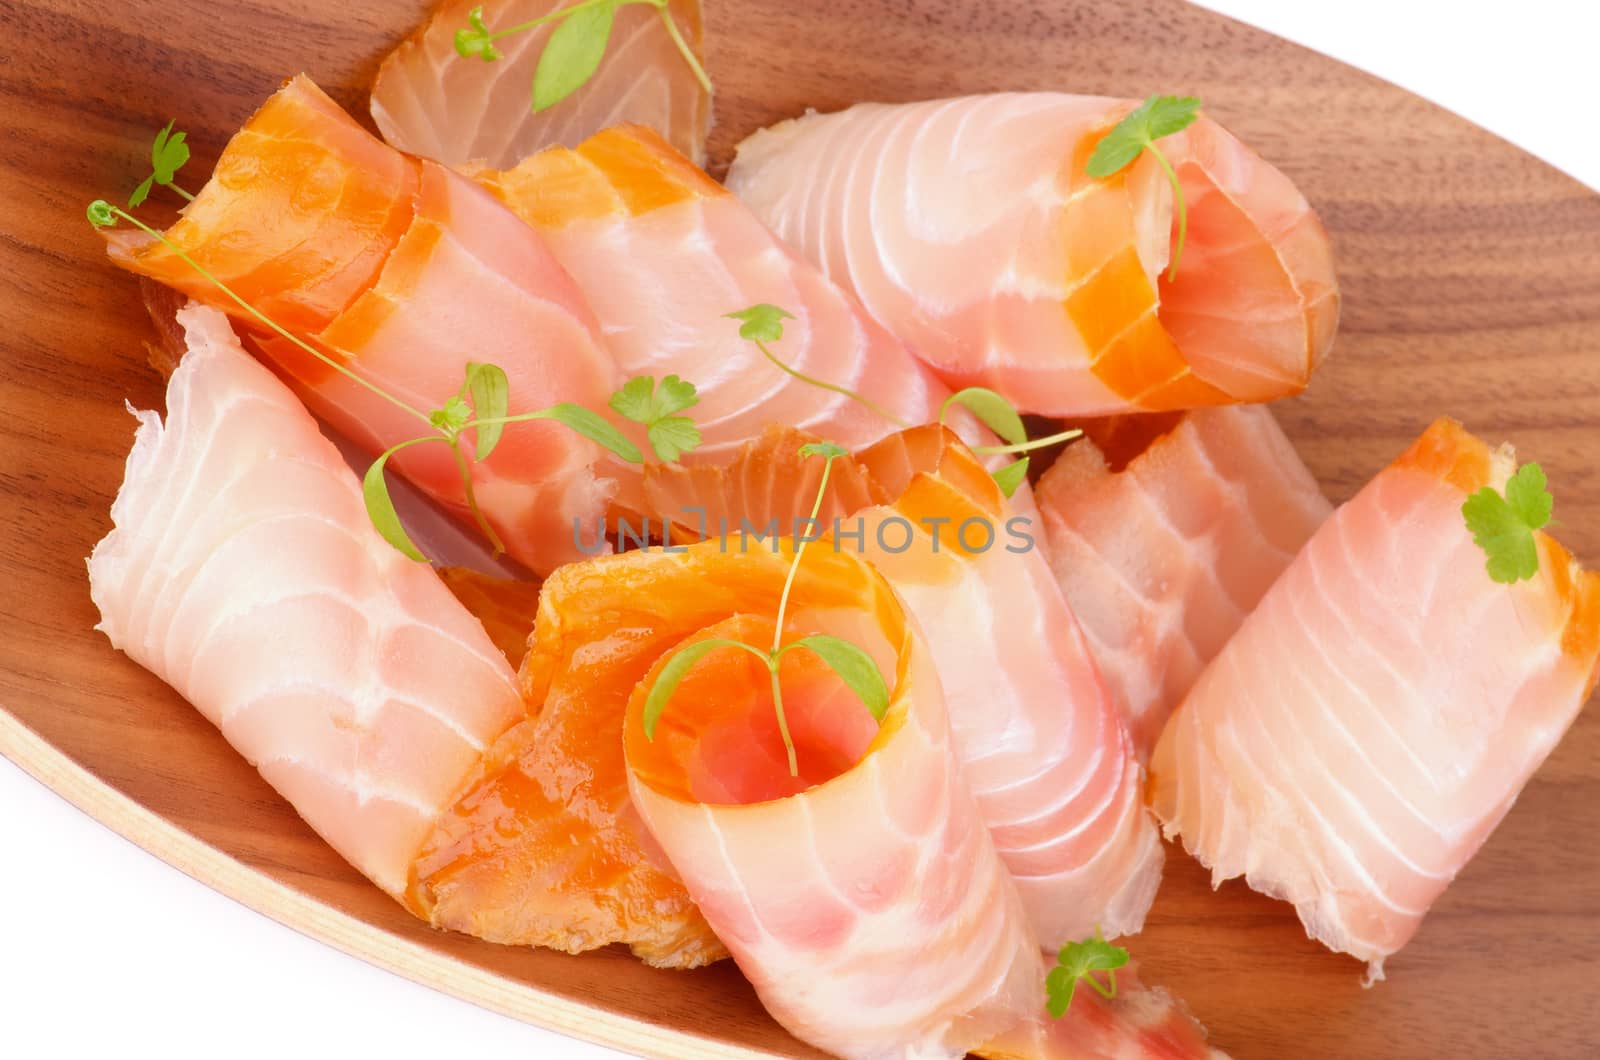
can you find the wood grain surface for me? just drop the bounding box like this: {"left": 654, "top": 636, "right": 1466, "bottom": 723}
{"left": 1, "top": 1, "right": 1596, "bottom": 1057}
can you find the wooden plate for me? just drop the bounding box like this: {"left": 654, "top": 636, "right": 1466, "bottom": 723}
{"left": 2, "top": 1, "right": 1596, "bottom": 1056}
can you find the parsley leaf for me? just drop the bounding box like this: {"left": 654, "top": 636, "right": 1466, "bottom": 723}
{"left": 607, "top": 376, "right": 656, "bottom": 423}
{"left": 1046, "top": 934, "right": 1129, "bottom": 1018}
{"left": 1085, "top": 96, "right": 1201, "bottom": 178}
{"left": 1462, "top": 462, "right": 1552, "bottom": 584}
{"left": 608, "top": 374, "right": 703, "bottom": 462}
{"left": 129, "top": 120, "right": 194, "bottom": 207}
{"left": 797, "top": 440, "right": 848, "bottom": 460}
{"left": 653, "top": 374, "right": 698, "bottom": 417}
{"left": 151, "top": 121, "right": 190, "bottom": 184}
{"left": 648, "top": 417, "right": 702, "bottom": 463}
{"left": 726, "top": 303, "right": 795, "bottom": 344}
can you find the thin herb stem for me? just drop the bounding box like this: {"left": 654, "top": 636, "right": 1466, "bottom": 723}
{"left": 755, "top": 338, "right": 911, "bottom": 429}
{"left": 972, "top": 427, "right": 1083, "bottom": 456}
{"left": 1085, "top": 971, "right": 1118, "bottom": 1000}
{"left": 1148, "top": 143, "right": 1186, "bottom": 282}
{"left": 168, "top": 183, "right": 195, "bottom": 202}
{"left": 448, "top": 436, "right": 507, "bottom": 556}
{"left": 467, "top": 410, "right": 553, "bottom": 428}
{"left": 108, "top": 207, "right": 430, "bottom": 427}
{"left": 772, "top": 453, "right": 836, "bottom": 656}
{"left": 656, "top": 4, "right": 713, "bottom": 95}
{"left": 767, "top": 661, "right": 799, "bottom": 777}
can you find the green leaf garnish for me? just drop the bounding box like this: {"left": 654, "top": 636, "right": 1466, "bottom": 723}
{"left": 535, "top": 403, "right": 644, "bottom": 464}
{"left": 150, "top": 121, "right": 190, "bottom": 184}
{"left": 87, "top": 199, "right": 116, "bottom": 227}
{"left": 941, "top": 387, "right": 1027, "bottom": 447}
{"left": 608, "top": 375, "right": 656, "bottom": 422}
{"left": 642, "top": 637, "right": 770, "bottom": 740}
{"left": 362, "top": 439, "right": 435, "bottom": 563}
{"left": 729, "top": 304, "right": 914, "bottom": 430}
{"left": 936, "top": 388, "right": 1075, "bottom": 496}
{"left": 648, "top": 417, "right": 702, "bottom": 463}
{"left": 533, "top": 0, "right": 618, "bottom": 112}
{"left": 725, "top": 303, "right": 796, "bottom": 344}
{"left": 797, "top": 440, "right": 848, "bottom": 460}
{"left": 1085, "top": 95, "right": 1201, "bottom": 281}
{"left": 128, "top": 175, "right": 156, "bottom": 209}
{"left": 1046, "top": 933, "right": 1129, "bottom": 1018}
{"left": 608, "top": 374, "right": 702, "bottom": 462}
{"left": 465, "top": 361, "right": 510, "bottom": 459}
{"left": 456, "top": 0, "right": 712, "bottom": 112}
{"left": 991, "top": 457, "right": 1030, "bottom": 498}
{"left": 783, "top": 635, "right": 890, "bottom": 721}
{"left": 1462, "top": 462, "right": 1553, "bottom": 584}
{"left": 129, "top": 120, "right": 194, "bottom": 206}
{"left": 643, "top": 438, "right": 890, "bottom": 777}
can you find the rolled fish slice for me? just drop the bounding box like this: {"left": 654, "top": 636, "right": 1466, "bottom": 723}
{"left": 727, "top": 94, "right": 1339, "bottom": 417}
{"left": 468, "top": 124, "right": 961, "bottom": 513}
{"left": 621, "top": 539, "right": 1037, "bottom": 1058}
{"left": 1150, "top": 418, "right": 1600, "bottom": 977}
{"left": 104, "top": 76, "right": 618, "bottom": 576}
{"left": 373, "top": 0, "right": 710, "bottom": 168}
{"left": 647, "top": 425, "right": 1164, "bottom": 945}
{"left": 1036, "top": 407, "right": 1331, "bottom": 758}
{"left": 87, "top": 303, "right": 526, "bottom": 898}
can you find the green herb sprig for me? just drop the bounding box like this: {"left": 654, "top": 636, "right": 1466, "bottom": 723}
{"left": 1462, "top": 461, "right": 1553, "bottom": 584}
{"left": 610, "top": 374, "right": 702, "bottom": 462}
{"left": 726, "top": 305, "right": 1080, "bottom": 500}
{"left": 454, "top": 0, "right": 712, "bottom": 114}
{"left": 1085, "top": 95, "right": 1202, "bottom": 282}
{"left": 129, "top": 121, "right": 195, "bottom": 207}
{"left": 89, "top": 196, "right": 696, "bottom": 562}
{"left": 1046, "top": 932, "right": 1129, "bottom": 1018}
{"left": 936, "top": 387, "right": 1081, "bottom": 499}
{"left": 641, "top": 440, "right": 891, "bottom": 777}
{"left": 726, "top": 304, "right": 914, "bottom": 429}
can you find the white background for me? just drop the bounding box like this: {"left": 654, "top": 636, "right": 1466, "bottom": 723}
{"left": 3, "top": 3, "right": 1596, "bottom": 1058}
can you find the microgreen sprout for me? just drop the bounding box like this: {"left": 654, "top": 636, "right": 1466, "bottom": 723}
{"left": 726, "top": 304, "right": 913, "bottom": 429}
{"left": 728, "top": 304, "right": 1081, "bottom": 499}
{"left": 936, "top": 388, "right": 1082, "bottom": 498}
{"left": 1046, "top": 931, "right": 1130, "bottom": 1018}
{"left": 454, "top": 1, "right": 711, "bottom": 114}
{"left": 1085, "top": 95, "right": 1202, "bottom": 282}
{"left": 130, "top": 121, "right": 195, "bottom": 207}
{"left": 642, "top": 440, "right": 890, "bottom": 777}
